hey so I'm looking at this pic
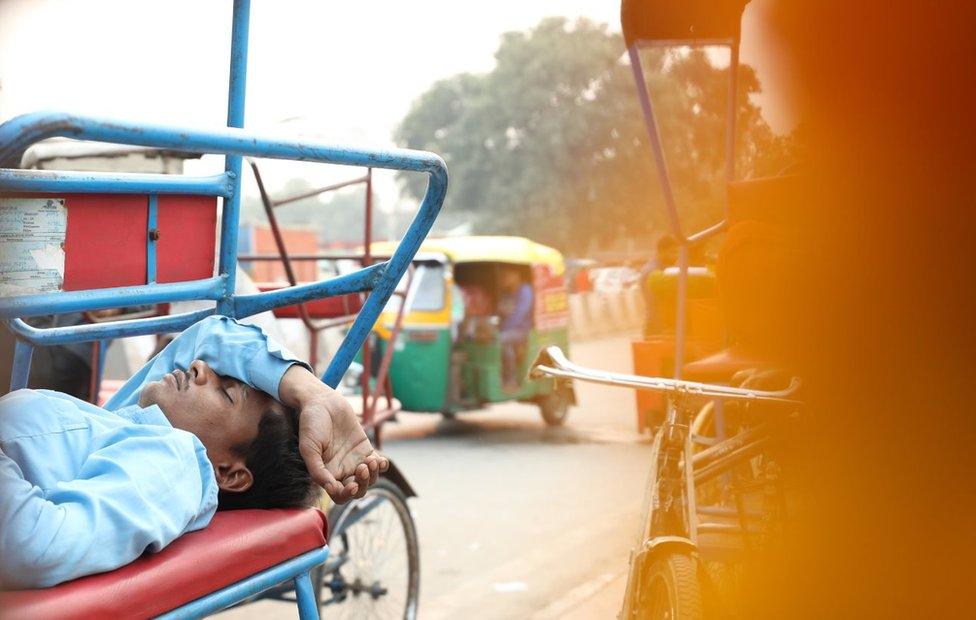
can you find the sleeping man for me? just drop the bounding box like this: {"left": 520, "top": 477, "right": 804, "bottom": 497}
{"left": 0, "top": 315, "right": 388, "bottom": 589}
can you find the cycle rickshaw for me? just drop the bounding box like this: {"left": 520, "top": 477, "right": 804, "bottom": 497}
{"left": 0, "top": 1, "right": 444, "bottom": 617}
{"left": 531, "top": 1, "right": 803, "bottom": 617}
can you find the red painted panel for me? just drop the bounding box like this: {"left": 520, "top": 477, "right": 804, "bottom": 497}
{"left": 156, "top": 195, "right": 217, "bottom": 283}
{"left": 257, "top": 285, "right": 364, "bottom": 319}
{"left": 62, "top": 194, "right": 148, "bottom": 291}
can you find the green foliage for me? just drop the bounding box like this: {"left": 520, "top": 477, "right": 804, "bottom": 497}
{"left": 394, "top": 17, "right": 796, "bottom": 254}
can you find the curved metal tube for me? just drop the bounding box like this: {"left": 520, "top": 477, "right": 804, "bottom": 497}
{"left": 530, "top": 346, "right": 801, "bottom": 404}
{"left": 0, "top": 112, "right": 448, "bottom": 179}
{"left": 5, "top": 309, "right": 215, "bottom": 346}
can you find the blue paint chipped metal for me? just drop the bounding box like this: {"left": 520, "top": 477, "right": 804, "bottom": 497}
{"left": 146, "top": 194, "right": 159, "bottom": 284}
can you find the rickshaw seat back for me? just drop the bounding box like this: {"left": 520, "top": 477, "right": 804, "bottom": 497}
{"left": 727, "top": 174, "right": 798, "bottom": 227}
{"left": 14, "top": 193, "right": 218, "bottom": 291}
{"left": 0, "top": 508, "right": 328, "bottom": 620}
{"left": 688, "top": 176, "right": 802, "bottom": 377}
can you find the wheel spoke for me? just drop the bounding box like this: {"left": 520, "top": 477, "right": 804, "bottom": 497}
{"left": 319, "top": 483, "right": 419, "bottom": 619}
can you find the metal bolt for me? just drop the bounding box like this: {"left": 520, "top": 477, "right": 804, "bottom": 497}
{"left": 149, "top": 229, "right": 161, "bottom": 241}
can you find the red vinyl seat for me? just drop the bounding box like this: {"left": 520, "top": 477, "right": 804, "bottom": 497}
{"left": 0, "top": 508, "right": 328, "bottom": 620}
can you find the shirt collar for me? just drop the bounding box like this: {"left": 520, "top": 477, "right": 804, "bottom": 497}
{"left": 114, "top": 404, "right": 172, "bottom": 427}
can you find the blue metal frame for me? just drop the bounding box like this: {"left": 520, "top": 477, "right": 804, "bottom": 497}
{"left": 156, "top": 546, "right": 329, "bottom": 619}
{"left": 0, "top": 0, "right": 446, "bottom": 616}
{"left": 146, "top": 195, "right": 159, "bottom": 284}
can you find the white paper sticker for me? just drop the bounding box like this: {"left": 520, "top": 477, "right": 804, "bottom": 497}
{"left": 0, "top": 198, "right": 67, "bottom": 296}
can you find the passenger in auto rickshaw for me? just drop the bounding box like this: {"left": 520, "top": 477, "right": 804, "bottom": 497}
{"left": 497, "top": 265, "right": 534, "bottom": 392}
{"left": 0, "top": 315, "right": 387, "bottom": 589}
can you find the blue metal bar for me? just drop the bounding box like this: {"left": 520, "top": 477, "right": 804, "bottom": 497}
{"left": 293, "top": 571, "right": 319, "bottom": 620}
{"left": 0, "top": 169, "right": 233, "bottom": 197}
{"left": 146, "top": 195, "right": 158, "bottom": 283}
{"left": 320, "top": 171, "right": 446, "bottom": 387}
{"left": 227, "top": 0, "right": 250, "bottom": 131}
{"left": 0, "top": 277, "right": 224, "bottom": 319}
{"left": 217, "top": 0, "right": 252, "bottom": 315}
{"left": 627, "top": 45, "right": 683, "bottom": 241}
{"left": 0, "top": 113, "right": 449, "bottom": 177}
{"left": 234, "top": 262, "right": 385, "bottom": 318}
{"left": 726, "top": 40, "right": 739, "bottom": 186}
{"left": 5, "top": 309, "right": 215, "bottom": 346}
{"left": 157, "top": 546, "right": 329, "bottom": 620}
{"left": 9, "top": 340, "right": 33, "bottom": 391}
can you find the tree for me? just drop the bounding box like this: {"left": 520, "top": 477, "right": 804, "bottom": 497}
{"left": 394, "top": 17, "right": 795, "bottom": 254}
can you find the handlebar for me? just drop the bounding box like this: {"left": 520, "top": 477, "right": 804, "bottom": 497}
{"left": 529, "top": 346, "right": 801, "bottom": 404}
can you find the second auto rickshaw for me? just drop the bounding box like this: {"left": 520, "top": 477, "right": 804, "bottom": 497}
{"left": 370, "top": 236, "right": 575, "bottom": 426}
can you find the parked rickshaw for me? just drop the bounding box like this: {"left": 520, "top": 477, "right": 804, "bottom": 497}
{"left": 370, "top": 236, "right": 576, "bottom": 426}
{"left": 0, "top": 1, "right": 444, "bottom": 618}
{"left": 532, "top": 1, "right": 803, "bottom": 618}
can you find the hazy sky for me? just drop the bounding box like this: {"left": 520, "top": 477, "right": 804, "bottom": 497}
{"left": 0, "top": 0, "right": 793, "bottom": 209}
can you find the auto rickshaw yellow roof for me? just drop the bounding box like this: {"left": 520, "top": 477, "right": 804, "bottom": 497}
{"left": 371, "top": 236, "right": 565, "bottom": 274}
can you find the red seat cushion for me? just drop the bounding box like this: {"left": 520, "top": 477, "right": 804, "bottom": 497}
{"left": 0, "top": 508, "right": 328, "bottom": 620}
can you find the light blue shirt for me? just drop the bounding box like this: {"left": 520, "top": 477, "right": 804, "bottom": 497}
{"left": 0, "top": 316, "right": 306, "bottom": 589}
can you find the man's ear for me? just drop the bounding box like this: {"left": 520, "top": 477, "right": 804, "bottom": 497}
{"left": 215, "top": 461, "right": 253, "bottom": 494}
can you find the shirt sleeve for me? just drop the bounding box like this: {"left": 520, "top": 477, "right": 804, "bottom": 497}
{"left": 105, "top": 315, "right": 310, "bottom": 410}
{"left": 0, "top": 426, "right": 216, "bottom": 589}
{"left": 503, "top": 284, "right": 534, "bottom": 331}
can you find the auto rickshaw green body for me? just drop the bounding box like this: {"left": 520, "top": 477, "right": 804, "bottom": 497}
{"left": 371, "top": 236, "right": 574, "bottom": 425}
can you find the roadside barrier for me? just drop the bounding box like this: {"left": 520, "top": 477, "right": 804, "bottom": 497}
{"left": 569, "top": 289, "right": 644, "bottom": 339}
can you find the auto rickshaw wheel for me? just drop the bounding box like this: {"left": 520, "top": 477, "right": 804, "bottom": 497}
{"left": 638, "top": 553, "right": 703, "bottom": 620}
{"left": 538, "top": 388, "right": 570, "bottom": 426}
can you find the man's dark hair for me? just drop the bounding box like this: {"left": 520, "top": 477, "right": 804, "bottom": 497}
{"left": 217, "top": 403, "right": 318, "bottom": 511}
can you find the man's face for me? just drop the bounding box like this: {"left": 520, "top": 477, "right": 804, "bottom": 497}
{"left": 501, "top": 269, "right": 521, "bottom": 292}
{"left": 139, "top": 359, "right": 276, "bottom": 492}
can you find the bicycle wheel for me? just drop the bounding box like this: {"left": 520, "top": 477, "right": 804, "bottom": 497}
{"left": 638, "top": 553, "right": 703, "bottom": 620}
{"left": 316, "top": 479, "right": 420, "bottom": 619}
{"left": 538, "top": 388, "right": 571, "bottom": 426}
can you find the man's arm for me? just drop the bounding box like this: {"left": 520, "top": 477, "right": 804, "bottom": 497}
{"left": 0, "top": 429, "right": 214, "bottom": 589}
{"left": 278, "top": 365, "right": 388, "bottom": 501}
{"left": 105, "top": 315, "right": 304, "bottom": 410}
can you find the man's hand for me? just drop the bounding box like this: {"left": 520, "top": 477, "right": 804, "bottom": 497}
{"left": 279, "top": 365, "right": 389, "bottom": 503}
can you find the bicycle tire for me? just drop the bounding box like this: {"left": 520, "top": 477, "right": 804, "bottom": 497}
{"left": 639, "top": 553, "right": 703, "bottom": 620}
{"left": 538, "top": 389, "right": 571, "bottom": 426}
{"left": 315, "top": 479, "right": 420, "bottom": 619}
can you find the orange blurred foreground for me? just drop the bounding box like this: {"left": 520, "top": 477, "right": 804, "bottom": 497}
{"left": 733, "top": 2, "right": 976, "bottom": 617}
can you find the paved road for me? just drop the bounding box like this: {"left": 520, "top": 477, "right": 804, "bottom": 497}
{"left": 219, "top": 333, "right": 652, "bottom": 619}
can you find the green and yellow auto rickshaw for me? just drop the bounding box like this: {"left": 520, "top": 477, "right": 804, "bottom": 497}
{"left": 370, "top": 236, "right": 575, "bottom": 425}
